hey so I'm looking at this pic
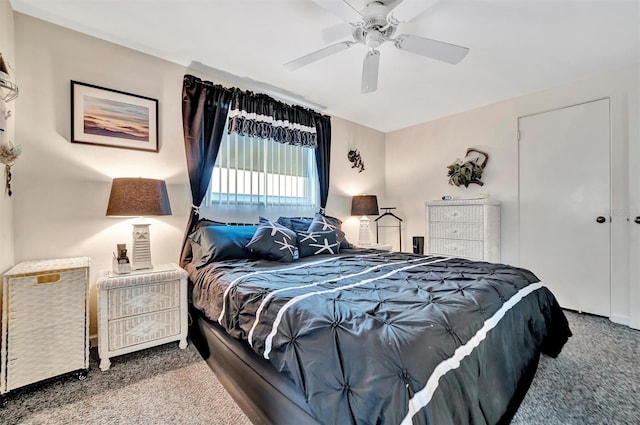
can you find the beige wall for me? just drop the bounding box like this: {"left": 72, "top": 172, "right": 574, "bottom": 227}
{"left": 385, "top": 63, "right": 639, "bottom": 328}
{"left": 0, "top": 0, "right": 15, "bottom": 275}
{"left": 12, "top": 13, "right": 386, "bottom": 337}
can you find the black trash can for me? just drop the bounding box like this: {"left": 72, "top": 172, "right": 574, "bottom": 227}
{"left": 412, "top": 236, "right": 424, "bottom": 254}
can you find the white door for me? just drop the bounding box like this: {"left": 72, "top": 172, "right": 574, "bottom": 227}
{"left": 518, "top": 98, "right": 611, "bottom": 317}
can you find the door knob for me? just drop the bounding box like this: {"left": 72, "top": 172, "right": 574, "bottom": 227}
{"left": 596, "top": 216, "right": 606, "bottom": 223}
{"left": 635, "top": 216, "right": 640, "bottom": 224}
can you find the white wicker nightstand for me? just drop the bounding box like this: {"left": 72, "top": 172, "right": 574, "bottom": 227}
{"left": 1, "top": 257, "right": 91, "bottom": 404}
{"left": 96, "top": 263, "right": 188, "bottom": 371}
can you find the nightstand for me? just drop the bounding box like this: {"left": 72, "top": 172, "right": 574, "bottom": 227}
{"left": 356, "top": 243, "right": 393, "bottom": 251}
{"left": 96, "top": 263, "right": 188, "bottom": 371}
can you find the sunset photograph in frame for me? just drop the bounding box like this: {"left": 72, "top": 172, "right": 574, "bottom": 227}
{"left": 71, "top": 81, "right": 158, "bottom": 152}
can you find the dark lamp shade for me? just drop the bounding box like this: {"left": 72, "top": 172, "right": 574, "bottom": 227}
{"left": 351, "top": 195, "right": 379, "bottom": 216}
{"left": 106, "top": 178, "right": 172, "bottom": 217}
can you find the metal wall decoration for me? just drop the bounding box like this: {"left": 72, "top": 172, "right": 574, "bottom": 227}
{"left": 348, "top": 149, "right": 365, "bottom": 172}
{"left": 0, "top": 105, "right": 20, "bottom": 197}
{"left": 447, "top": 148, "right": 489, "bottom": 187}
{"left": 0, "top": 54, "right": 20, "bottom": 196}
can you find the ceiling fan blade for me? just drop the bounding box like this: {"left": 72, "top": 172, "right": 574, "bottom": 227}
{"left": 394, "top": 34, "right": 469, "bottom": 64}
{"left": 387, "top": 0, "right": 440, "bottom": 25}
{"left": 311, "top": 0, "right": 364, "bottom": 25}
{"left": 361, "top": 50, "right": 380, "bottom": 94}
{"left": 284, "top": 41, "right": 355, "bottom": 70}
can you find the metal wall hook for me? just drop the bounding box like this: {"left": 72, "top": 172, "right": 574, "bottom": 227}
{"left": 5, "top": 164, "right": 13, "bottom": 196}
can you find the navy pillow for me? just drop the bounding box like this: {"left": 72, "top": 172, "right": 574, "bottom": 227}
{"left": 246, "top": 218, "right": 297, "bottom": 262}
{"left": 297, "top": 231, "right": 339, "bottom": 257}
{"left": 276, "top": 216, "right": 314, "bottom": 232}
{"left": 189, "top": 225, "right": 258, "bottom": 267}
{"left": 307, "top": 213, "right": 352, "bottom": 249}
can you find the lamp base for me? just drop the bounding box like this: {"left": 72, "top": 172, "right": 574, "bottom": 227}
{"left": 131, "top": 223, "right": 152, "bottom": 270}
{"left": 357, "top": 216, "right": 372, "bottom": 246}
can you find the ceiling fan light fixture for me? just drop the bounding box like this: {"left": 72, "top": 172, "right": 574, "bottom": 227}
{"left": 365, "top": 30, "right": 385, "bottom": 49}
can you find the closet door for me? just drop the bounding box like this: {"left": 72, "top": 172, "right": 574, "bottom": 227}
{"left": 519, "top": 98, "right": 610, "bottom": 317}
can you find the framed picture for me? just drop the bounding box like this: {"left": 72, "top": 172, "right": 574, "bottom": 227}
{"left": 71, "top": 81, "right": 158, "bottom": 152}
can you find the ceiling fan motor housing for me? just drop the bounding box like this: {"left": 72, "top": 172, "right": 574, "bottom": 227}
{"left": 353, "top": 1, "right": 397, "bottom": 48}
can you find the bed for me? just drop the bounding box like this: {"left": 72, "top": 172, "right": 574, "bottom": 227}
{"left": 184, "top": 217, "right": 571, "bottom": 425}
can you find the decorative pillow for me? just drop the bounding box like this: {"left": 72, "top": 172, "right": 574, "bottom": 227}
{"left": 276, "top": 216, "right": 314, "bottom": 232}
{"left": 189, "top": 224, "right": 258, "bottom": 267}
{"left": 307, "top": 213, "right": 352, "bottom": 249}
{"left": 246, "top": 218, "right": 297, "bottom": 262}
{"left": 180, "top": 218, "right": 227, "bottom": 266}
{"left": 297, "top": 231, "right": 339, "bottom": 258}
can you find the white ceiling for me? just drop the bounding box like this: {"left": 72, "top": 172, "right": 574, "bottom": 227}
{"left": 10, "top": 0, "right": 640, "bottom": 133}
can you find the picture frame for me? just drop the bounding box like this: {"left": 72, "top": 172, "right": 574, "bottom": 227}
{"left": 71, "top": 81, "right": 158, "bottom": 152}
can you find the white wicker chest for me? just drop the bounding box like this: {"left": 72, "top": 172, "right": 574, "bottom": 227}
{"left": 426, "top": 199, "right": 501, "bottom": 262}
{"left": 1, "top": 257, "right": 91, "bottom": 404}
{"left": 96, "top": 263, "right": 188, "bottom": 371}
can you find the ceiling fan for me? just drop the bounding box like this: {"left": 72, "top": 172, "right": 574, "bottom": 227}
{"left": 284, "top": 0, "right": 470, "bottom": 93}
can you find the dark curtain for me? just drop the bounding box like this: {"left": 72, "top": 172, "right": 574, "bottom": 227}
{"left": 179, "top": 74, "right": 233, "bottom": 266}
{"left": 314, "top": 114, "right": 332, "bottom": 213}
{"left": 179, "top": 75, "right": 332, "bottom": 265}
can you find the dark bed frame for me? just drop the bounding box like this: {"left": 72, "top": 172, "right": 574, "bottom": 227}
{"left": 188, "top": 304, "right": 320, "bottom": 425}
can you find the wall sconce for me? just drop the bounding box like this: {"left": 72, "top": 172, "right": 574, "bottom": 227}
{"left": 106, "top": 177, "right": 172, "bottom": 270}
{"left": 351, "top": 195, "right": 379, "bottom": 246}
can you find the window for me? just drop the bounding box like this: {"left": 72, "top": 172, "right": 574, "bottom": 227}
{"left": 204, "top": 119, "right": 319, "bottom": 209}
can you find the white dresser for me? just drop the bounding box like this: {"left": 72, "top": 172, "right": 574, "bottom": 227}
{"left": 1, "top": 257, "right": 91, "bottom": 403}
{"left": 96, "top": 263, "right": 188, "bottom": 371}
{"left": 426, "top": 199, "right": 501, "bottom": 262}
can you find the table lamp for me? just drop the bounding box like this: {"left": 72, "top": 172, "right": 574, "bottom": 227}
{"left": 351, "top": 194, "right": 379, "bottom": 246}
{"left": 106, "top": 177, "right": 172, "bottom": 270}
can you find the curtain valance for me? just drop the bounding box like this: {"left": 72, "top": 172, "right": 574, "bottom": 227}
{"left": 228, "top": 89, "right": 320, "bottom": 148}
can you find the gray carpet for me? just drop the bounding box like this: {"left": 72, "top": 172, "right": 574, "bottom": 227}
{"left": 0, "top": 343, "right": 252, "bottom": 425}
{"left": 0, "top": 311, "right": 638, "bottom": 424}
{"left": 512, "top": 310, "right": 640, "bottom": 425}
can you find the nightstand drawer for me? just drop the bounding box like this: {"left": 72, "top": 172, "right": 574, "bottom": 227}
{"left": 429, "top": 222, "right": 483, "bottom": 240}
{"left": 108, "top": 309, "right": 182, "bottom": 351}
{"left": 108, "top": 280, "right": 180, "bottom": 320}
{"left": 429, "top": 238, "right": 483, "bottom": 259}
